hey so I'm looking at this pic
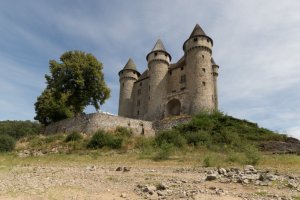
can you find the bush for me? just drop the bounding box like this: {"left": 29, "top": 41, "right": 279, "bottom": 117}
{"left": 87, "top": 130, "right": 123, "bottom": 149}
{"left": 0, "top": 134, "right": 16, "bottom": 152}
{"left": 65, "top": 131, "right": 83, "bottom": 142}
{"left": 155, "top": 130, "right": 186, "bottom": 148}
{"left": 244, "top": 145, "right": 261, "bottom": 165}
{"left": 0, "top": 120, "right": 42, "bottom": 139}
{"left": 115, "top": 126, "right": 132, "bottom": 138}
{"left": 183, "top": 131, "right": 212, "bottom": 146}
{"left": 153, "top": 142, "right": 174, "bottom": 161}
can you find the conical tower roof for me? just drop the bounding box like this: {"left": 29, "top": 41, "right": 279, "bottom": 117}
{"left": 146, "top": 39, "right": 171, "bottom": 61}
{"left": 151, "top": 39, "right": 166, "bottom": 51}
{"left": 123, "top": 58, "right": 136, "bottom": 70}
{"left": 189, "top": 24, "right": 206, "bottom": 37}
{"left": 211, "top": 57, "right": 217, "bottom": 65}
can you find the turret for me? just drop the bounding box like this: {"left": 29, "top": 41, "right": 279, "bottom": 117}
{"left": 118, "top": 58, "right": 140, "bottom": 117}
{"left": 211, "top": 58, "right": 219, "bottom": 109}
{"left": 183, "top": 24, "right": 215, "bottom": 114}
{"left": 146, "top": 39, "right": 171, "bottom": 120}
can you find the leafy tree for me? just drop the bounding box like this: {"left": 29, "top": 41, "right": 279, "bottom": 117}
{"left": 34, "top": 51, "right": 110, "bottom": 125}
{"left": 34, "top": 89, "right": 74, "bottom": 125}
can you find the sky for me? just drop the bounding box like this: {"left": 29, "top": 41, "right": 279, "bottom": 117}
{"left": 0, "top": 0, "right": 300, "bottom": 139}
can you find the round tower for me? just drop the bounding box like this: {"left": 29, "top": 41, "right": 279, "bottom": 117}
{"left": 211, "top": 58, "right": 219, "bottom": 109}
{"left": 183, "top": 24, "right": 215, "bottom": 114}
{"left": 146, "top": 39, "right": 171, "bottom": 120}
{"left": 118, "top": 58, "right": 140, "bottom": 117}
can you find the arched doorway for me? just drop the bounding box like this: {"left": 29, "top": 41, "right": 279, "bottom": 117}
{"left": 167, "top": 99, "right": 181, "bottom": 116}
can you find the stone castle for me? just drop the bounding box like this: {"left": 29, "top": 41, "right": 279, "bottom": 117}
{"left": 118, "top": 24, "right": 219, "bottom": 121}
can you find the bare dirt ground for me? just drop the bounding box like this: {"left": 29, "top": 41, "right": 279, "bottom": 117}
{"left": 0, "top": 160, "right": 299, "bottom": 200}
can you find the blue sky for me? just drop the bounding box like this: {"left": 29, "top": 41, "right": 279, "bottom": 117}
{"left": 0, "top": 0, "right": 300, "bottom": 138}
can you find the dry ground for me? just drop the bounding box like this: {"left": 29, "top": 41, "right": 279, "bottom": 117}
{"left": 0, "top": 152, "right": 299, "bottom": 200}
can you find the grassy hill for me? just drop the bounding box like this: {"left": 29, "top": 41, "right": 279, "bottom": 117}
{"left": 1, "top": 112, "right": 299, "bottom": 167}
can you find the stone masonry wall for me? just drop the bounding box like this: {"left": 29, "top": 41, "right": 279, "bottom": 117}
{"left": 44, "top": 113, "right": 155, "bottom": 137}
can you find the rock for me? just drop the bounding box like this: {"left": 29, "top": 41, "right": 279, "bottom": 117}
{"left": 120, "top": 193, "right": 127, "bottom": 198}
{"left": 156, "top": 182, "right": 167, "bottom": 190}
{"left": 116, "top": 167, "right": 123, "bottom": 171}
{"left": 123, "top": 167, "right": 131, "bottom": 172}
{"left": 86, "top": 166, "right": 96, "bottom": 171}
{"left": 218, "top": 168, "right": 227, "bottom": 175}
{"left": 244, "top": 165, "right": 255, "bottom": 172}
{"left": 206, "top": 174, "right": 217, "bottom": 181}
{"left": 219, "top": 178, "right": 230, "bottom": 183}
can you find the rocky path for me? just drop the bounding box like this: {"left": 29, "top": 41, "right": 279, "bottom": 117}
{"left": 0, "top": 164, "right": 299, "bottom": 200}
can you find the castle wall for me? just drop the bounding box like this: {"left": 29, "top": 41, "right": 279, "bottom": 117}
{"left": 44, "top": 113, "right": 155, "bottom": 136}
{"left": 167, "top": 66, "right": 187, "bottom": 94}
{"left": 132, "top": 78, "right": 150, "bottom": 119}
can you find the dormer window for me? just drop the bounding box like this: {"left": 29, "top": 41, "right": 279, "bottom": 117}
{"left": 154, "top": 52, "right": 158, "bottom": 56}
{"left": 193, "top": 38, "right": 198, "bottom": 42}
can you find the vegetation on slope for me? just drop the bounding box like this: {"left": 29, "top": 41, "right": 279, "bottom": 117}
{"left": 1, "top": 112, "right": 295, "bottom": 166}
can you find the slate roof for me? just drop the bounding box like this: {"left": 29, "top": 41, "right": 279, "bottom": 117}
{"left": 123, "top": 58, "right": 137, "bottom": 70}
{"left": 189, "top": 24, "right": 206, "bottom": 37}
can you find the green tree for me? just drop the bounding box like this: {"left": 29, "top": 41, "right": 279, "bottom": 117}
{"left": 34, "top": 51, "right": 110, "bottom": 125}
{"left": 34, "top": 89, "right": 74, "bottom": 125}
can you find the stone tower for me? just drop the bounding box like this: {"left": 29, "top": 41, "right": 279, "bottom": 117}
{"left": 118, "top": 58, "right": 140, "bottom": 117}
{"left": 146, "top": 39, "right": 171, "bottom": 120}
{"left": 183, "top": 24, "right": 215, "bottom": 114}
{"left": 211, "top": 58, "right": 219, "bottom": 109}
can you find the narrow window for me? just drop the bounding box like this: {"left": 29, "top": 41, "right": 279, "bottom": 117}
{"left": 202, "top": 55, "right": 204, "bottom": 59}
{"left": 172, "top": 90, "right": 176, "bottom": 93}
{"left": 169, "top": 71, "right": 172, "bottom": 75}
{"left": 138, "top": 89, "right": 141, "bottom": 95}
{"left": 207, "top": 39, "right": 209, "bottom": 43}
{"left": 154, "top": 52, "right": 158, "bottom": 56}
{"left": 202, "top": 81, "right": 206, "bottom": 86}
{"left": 137, "top": 110, "right": 139, "bottom": 115}
{"left": 202, "top": 68, "right": 206, "bottom": 72}
{"left": 181, "top": 67, "right": 184, "bottom": 70}
{"left": 193, "top": 38, "right": 198, "bottom": 42}
{"left": 181, "top": 87, "right": 186, "bottom": 91}
{"left": 137, "top": 100, "right": 140, "bottom": 107}
{"left": 180, "top": 75, "right": 186, "bottom": 83}
{"left": 149, "top": 86, "right": 150, "bottom": 91}
{"left": 122, "top": 83, "right": 124, "bottom": 87}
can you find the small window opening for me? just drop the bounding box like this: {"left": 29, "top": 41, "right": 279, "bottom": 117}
{"left": 202, "top": 81, "right": 206, "bottom": 86}
{"left": 154, "top": 52, "right": 158, "bottom": 56}
{"left": 202, "top": 68, "right": 206, "bottom": 72}
{"left": 172, "top": 90, "right": 176, "bottom": 93}
{"left": 202, "top": 55, "right": 204, "bottom": 59}
{"left": 138, "top": 89, "right": 141, "bottom": 95}
{"left": 137, "top": 100, "right": 140, "bottom": 107}
{"left": 207, "top": 39, "right": 209, "bottom": 42}
{"left": 169, "top": 71, "right": 172, "bottom": 75}
{"left": 181, "top": 87, "right": 186, "bottom": 91}
{"left": 137, "top": 110, "right": 139, "bottom": 115}
{"left": 122, "top": 83, "right": 124, "bottom": 87}
{"left": 180, "top": 75, "right": 186, "bottom": 83}
{"left": 193, "top": 38, "right": 198, "bottom": 42}
{"left": 181, "top": 67, "right": 184, "bottom": 70}
{"left": 139, "top": 82, "right": 142, "bottom": 86}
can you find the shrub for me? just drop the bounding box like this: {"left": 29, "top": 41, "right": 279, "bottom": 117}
{"left": 0, "top": 134, "right": 16, "bottom": 152}
{"left": 153, "top": 142, "right": 174, "bottom": 161}
{"left": 0, "top": 120, "right": 42, "bottom": 139}
{"left": 115, "top": 126, "right": 132, "bottom": 138}
{"left": 87, "top": 130, "right": 123, "bottom": 149}
{"left": 155, "top": 130, "right": 186, "bottom": 148}
{"left": 183, "top": 131, "right": 211, "bottom": 146}
{"left": 244, "top": 145, "right": 261, "bottom": 165}
{"left": 65, "top": 131, "right": 83, "bottom": 142}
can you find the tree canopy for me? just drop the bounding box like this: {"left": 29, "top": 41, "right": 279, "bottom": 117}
{"left": 34, "top": 51, "right": 110, "bottom": 125}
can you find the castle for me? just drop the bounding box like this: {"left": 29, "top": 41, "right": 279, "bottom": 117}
{"left": 118, "top": 24, "right": 219, "bottom": 121}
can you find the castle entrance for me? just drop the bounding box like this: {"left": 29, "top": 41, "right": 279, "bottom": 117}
{"left": 166, "top": 99, "right": 181, "bottom": 116}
